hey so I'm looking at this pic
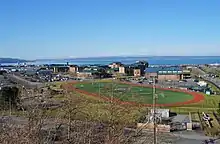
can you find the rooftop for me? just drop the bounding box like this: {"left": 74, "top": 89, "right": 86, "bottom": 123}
{"left": 122, "top": 64, "right": 140, "bottom": 69}
{"left": 109, "top": 62, "right": 122, "bottom": 65}
{"left": 145, "top": 67, "right": 182, "bottom": 73}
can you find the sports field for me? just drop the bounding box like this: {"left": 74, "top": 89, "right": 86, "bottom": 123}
{"left": 70, "top": 81, "right": 204, "bottom": 107}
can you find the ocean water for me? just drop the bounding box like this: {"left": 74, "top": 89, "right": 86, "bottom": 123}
{"left": 2, "top": 56, "right": 220, "bottom": 66}
{"left": 32, "top": 56, "right": 220, "bottom": 65}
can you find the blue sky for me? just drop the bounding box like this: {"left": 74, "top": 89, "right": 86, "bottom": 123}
{"left": 0, "top": 0, "right": 220, "bottom": 59}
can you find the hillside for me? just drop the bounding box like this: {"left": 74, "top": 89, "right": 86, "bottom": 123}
{"left": 0, "top": 58, "right": 32, "bottom": 64}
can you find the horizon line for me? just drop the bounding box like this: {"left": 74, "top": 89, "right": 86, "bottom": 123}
{"left": 1, "top": 55, "right": 220, "bottom": 61}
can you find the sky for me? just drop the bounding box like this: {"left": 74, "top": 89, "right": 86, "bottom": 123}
{"left": 0, "top": 0, "right": 220, "bottom": 59}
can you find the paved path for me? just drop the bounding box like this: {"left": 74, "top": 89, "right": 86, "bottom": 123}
{"left": 6, "top": 74, "right": 44, "bottom": 88}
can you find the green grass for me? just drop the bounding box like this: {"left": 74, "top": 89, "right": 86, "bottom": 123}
{"left": 74, "top": 82, "right": 194, "bottom": 105}
{"left": 185, "top": 94, "right": 220, "bottom": 108}
{"left": 166, "top": 94, "right": 220, "bottom": 113}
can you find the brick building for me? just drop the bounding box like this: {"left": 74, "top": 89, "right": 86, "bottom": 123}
{"left": 145, "top": 67, "right": 183, "bottom": 81}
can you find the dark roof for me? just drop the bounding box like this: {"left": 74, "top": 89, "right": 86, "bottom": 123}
{"left": 69, "top": 64, "right": 78, "bottom": 67}
{"left": 121, "top": 64, "right": 140, "bottom": 69}
{"left": 145, "top": 67, "right": 182, "bottom": 73}
{"left": 109, "top": 62, "right": 122, "bottom": 65}
{"left": 135, "top": 60, "right": 148, "bottom": 65}
{"left": 47, "top": 64, "right": 69, "bottom": 68}
{"left": 52, "top": 66, "right": 69, "bottom": 68}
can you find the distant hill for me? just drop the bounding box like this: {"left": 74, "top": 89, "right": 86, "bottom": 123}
{"left": 0, "top": 58, "right": 33, "bottom": 64}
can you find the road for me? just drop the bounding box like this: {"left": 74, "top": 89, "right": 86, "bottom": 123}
{"left": 195, "top": 67, "right": 220, "bottom": 90}
{"left": 6, "top": 74, "right": 44, "bottom": 88}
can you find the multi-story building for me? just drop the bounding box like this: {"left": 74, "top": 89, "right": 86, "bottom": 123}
{"left": 47, "top": 64, "right": 69, "bottom": 73}
{"left": 182, "top": 69, "right": 191, "bottom": 79}
{"left": 145, "top": 67, "right": 184, "bottom": 81}
{"left": 69, "top": 65, "right": 78, "bottom": 73}
{"left": 118, "top": 61, "right": 148, "bottom": 77}
{"left": 77, "top": 66, "right": 110, "bottom": 79}
{"left": 118, "top": 65, "right": 134, "bottom": 76}
{"left": 108, "top": 62, "right": 123, "bottom": 69}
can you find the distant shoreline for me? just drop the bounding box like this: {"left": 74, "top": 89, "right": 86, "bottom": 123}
{"left": 0, "top": 56, "right": 220, "bottom": 66}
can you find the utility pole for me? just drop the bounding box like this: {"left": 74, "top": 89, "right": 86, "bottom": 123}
{"left": 152, "top": 76, "right": 157, "bottom": 144}
{"left": 9, "top": 96, "right": 11, "bottom": 116}
{"left": 99, "top": 82, "right": 101, "bottom": 96}
{"left": 111, "top": 81, "right": 113, "bottom": 103}
{"left": 99, "top": 74, "right": 101, "bottom": 96}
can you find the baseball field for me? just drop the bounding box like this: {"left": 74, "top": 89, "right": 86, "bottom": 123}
{"left": 63, "top": 81, "right": 205, "bottom": 107}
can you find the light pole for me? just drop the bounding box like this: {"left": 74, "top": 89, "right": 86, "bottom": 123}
{"left": 152, "top": 76, "right": 157, "bottom": 144}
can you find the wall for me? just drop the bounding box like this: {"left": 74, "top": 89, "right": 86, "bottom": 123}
{"left": 58, "top": 67, "right": 69, "bottom": 73}
{"left": 69, "top": 66, "right": 78, "bottom": 73}
{"left": 119, "top": 66, "right": 125, "bottom": 74}
{"left": 53, "top": 67, "right": 69, "bottom": 73}
{"left": 77, "top": 72, "right": 92, "bottom": 78}
{"left": 183, "top": 73, "right": 191, "bottom": 79}
{"left": 145, "top": 73, "right": 157, "bottom": 79}
{"left": 125, "top": 67, "right": 134, "bottom": 76}
{"left": 158, "top": 74, "right": 181, "bottom": 81}
{"left": 133, "top": 69, "right": 141, "bottom": 77}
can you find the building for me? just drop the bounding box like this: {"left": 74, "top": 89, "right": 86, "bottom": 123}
{"left": 108, "top": 68, "right": 119, "bottom": 75}
{"left": 77, "top": 71, "right": 93, "bottom": 78}
{"left": 119, "top": 66, "right": 126, "bottom": 74}
{"left": 145, "top": 67, "right": 183, "bottom": 81}
{"left": 182, "top": 69, "right": 191, "bottom": 79}
{"left": 145, "top": 67, "right": 158, "bottom": 78}
{"left": 118, "top": 65, "right": 137, "bottom": 76}
{"left": 118, "top": 61, "right": 148, "bottom": 77}
{"left": 134, "top": 60, "right": 149, "bottom": 75}
{"left": 108, "top": 62, "right": 123, "bottom": 69}
{"left": 69, "top": 65, "right": 78, "bottom": 73}
{"left": 133, "top": 69, "right": 141, "bottom": 77}
{"left": 77, "top": 66, "right": 110, "bottom": 79}
{"left": 47, "top": 64, "right": 69, "bottom": 73}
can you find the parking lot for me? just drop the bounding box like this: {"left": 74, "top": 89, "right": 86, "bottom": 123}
{"left": 156, "top": 79, "right": 198, "bottom": 89}
{"left": 129, "top": 78, "right": 204, "bottom": 91}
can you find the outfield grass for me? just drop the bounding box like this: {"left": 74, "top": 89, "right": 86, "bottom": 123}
{"left": 183, "top": 94, "right": 220, "bottom": 108}
{"left": 74, "top": 82, "right": 194, "bottom": 105}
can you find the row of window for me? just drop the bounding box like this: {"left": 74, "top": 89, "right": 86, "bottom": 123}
{"left": 158, "top": 70, "right": 182, "bottom": 74}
